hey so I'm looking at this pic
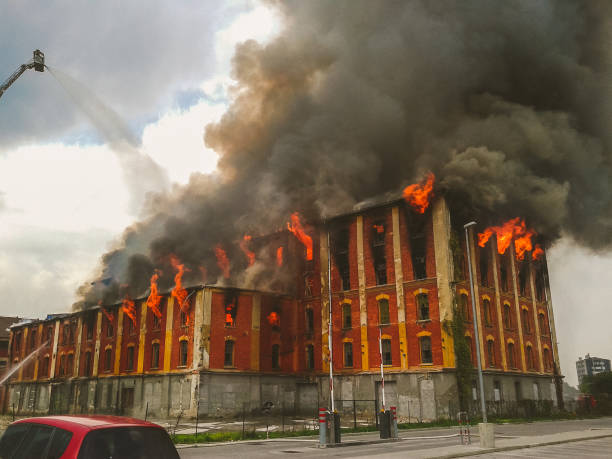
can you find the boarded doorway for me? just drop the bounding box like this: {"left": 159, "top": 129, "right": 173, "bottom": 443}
{"left": 121, "top": 388, "right": 134, "bottom": 415}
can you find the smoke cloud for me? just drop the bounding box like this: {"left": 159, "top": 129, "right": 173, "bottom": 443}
{"left": 77, "top": 0, "right": 612, "bottom": 307}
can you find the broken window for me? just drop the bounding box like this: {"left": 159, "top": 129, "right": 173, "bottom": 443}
{"left": 106, "top": 319, "right": 113, "bottom": 338}
{"left": 224, "top": 340, "right": 234, "bottom": 367}
{"left": 180, "top": 310, "right": 188, "bottom": 327}
{"left": 333, "top": 228, "right": 351, "bottom": 291}
{"left": 344, "top": 342, "right": 353, "bottom": 368}
{"left": 417, "top": 293, "right": 430, "bottom": 321}
{"left": 409, "top": 215, "right": 427, "bottom": 280}
{"left": 500, "top": 254, "right": 509, "bottom": 292}
{"left": 378, "top": 299, "right": 390, "bottom": 325}
{"left": 104, "top": 349, "right": 112, "bottom": 372}
{"left": 271, "top": 344, "right": 280, "bottom": 369}
{"left": 179, "top": 340, "right": 189, "bottom": 367}
{"left": 487, "top": 339, "right": 495, "bottom": 367}
{"left": 483, "top": 299, "right": 493, "bottom": 326}
{"left": 342, "top": 303, "right": 351, "bottom": 329}
{"left": 507, "top": 342, "right": 516, "bottom": 368}
{"left": 151, "top": 342, "right": 160, "bottom": 369}
{"left": 382, "top": 339, "right": 392, "bottom": 365}
{"left": 503, "top": 304, "right": 512, "bottom": 329}
{"left": 126, "top": 346, "right": 134, "bottom": 371}
{"left": 86, "top": 319, "right": 94, "bottom": 341}
{"left": 522, "top": 308, "right": 531, "bottom": 333}
{"left": 305, "top": 308, "right": 314, "bottom": 335}
{"left": 535, "top": 266, "right": 545, "bottom": 302}
{"left": 305, "top": 344, "right": 315, "bottom": 370}
{"left": 371, "top": 221, "right": 387, "bottom": 285}
{"left": 420, "top": 336, "right": 433, "bottom": 364}
{"left": 224, "top": 293, "right": 238, "bottom": 327}
{"left": 518, "top": 262, "right": 528, "bottom": 297}
{"left": 480, "top": 246, "right": 490, "bottom": 287}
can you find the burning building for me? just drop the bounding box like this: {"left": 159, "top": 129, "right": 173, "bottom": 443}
{"left": 4, "top": 194, "right": 560, "bottom": 419}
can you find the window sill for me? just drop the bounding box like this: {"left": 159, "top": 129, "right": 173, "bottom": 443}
{"left": 223, "top": 366, "right": 235, "bottom": 369}
{"left": 416, "top": 319, "right": 431, "bottom": 324}
{"left": 420, "top": 362, "right": 434, "bottom": 366}
{"left": 177, "top": 365, "right": 188, "bottom": 369}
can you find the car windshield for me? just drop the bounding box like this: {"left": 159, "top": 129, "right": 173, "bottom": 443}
{"left": 0, "top": 423, "right": 72, "bottom": 459}
{"left": 77, "top": 426, "right": 179, "bottom": 459}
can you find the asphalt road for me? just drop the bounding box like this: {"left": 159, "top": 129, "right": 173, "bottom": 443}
{"left": 477, "top": 436, "right": 612, "bottom": 458}
{"left": 177, "top": 417, "right": 612, "bottom": 458}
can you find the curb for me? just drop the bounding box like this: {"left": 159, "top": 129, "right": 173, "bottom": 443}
{"left": 429, "top": 432, "right": 612, "bottom": 458}
{"left": 319, "top": 437, "right": 401, "bottom": 448}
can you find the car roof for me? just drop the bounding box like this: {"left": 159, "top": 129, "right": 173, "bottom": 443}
{"left": 13, "top": 415, "right": 164, "bottom": 433}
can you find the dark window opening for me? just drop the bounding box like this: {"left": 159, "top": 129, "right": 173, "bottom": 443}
{"left": 518, "top": 262, "right": 528, "bottom": 297}
{"left": 179, "top": 340, "right": 188, "bottom": 367}
{"left": 86, "top": 320, "right": 94, "bottom": 341}
{"left": 409, "top": 216, "right": 427, "bottom": 280}
{"left": 503, "top": 304, "right": 512, "bottom": 329}
{"left": 224, "top": 293, "right": 238, "bottom": 327}
{"left": 500, "top": 255, "right": 509, "bottom": 292}
{"left": 483, "top": 299, "right": 493, "bottom": 326}
{"left": 59, "top": 355, "right": 66, "bottom": 376}
{"left": 538, "top": 313, "right": 547, "bottom": 335}
{"left": 306, "top": 344, "right": 315, "bottom": 370}
{"left": 106, "top": 318, "right": 114, "bottom": 338}
{"left": 62, "top": 325, "right": 69, "bottom": 345}
{"left": 508, "top": 342, "right": 516, "bottom": 369}
{"left": 381, "top": 338, "right": 392, "bottom": 365}
{"left": 417, "top": 293, "right": 430, "bottom": 320}
{"left": 420, "top": 336, "right": 433, "bottom": 364}
{"left": 224, "top": 340, "right": 234, "bottom": 367}
{"left": 126, "top": 346, "right": 134, "bottom": 371}
{"left": 344, "top": 342, "right": 353, "bottom": 368}
{"left": 371, "top": 221, "right": 387, "bottom": 285}
{"left": 378, "top": 299, "right": 390, "bottom": 325}
{"left": 46, "top": 326, "right": 53, "bottom": 344}
{"left": 271, "top": 344, "right": 280, "bottom": 369}
{"left": 84, "top": 351, "right": 92, "bottom": 376}
{"left": 526, "top": 346, "right": 534, "bottom": 369}
{"left": 41, "top": 356, "right": 49, "bottom": 377}
{"left": 535, "top": 267, "right": 545, "bottom": 302}
{"left": 69, "top": 324, "right": 75, "bottom": 344}
{"left": 487, "top": 340, "right": 495, "bottom": 367}
{"left": 67, "top": 354, "right": 73, "bottom": 376}
{"left": 342, "top": 303, "right": 351, "bottom": 329}
{"left": 104, "top": 349, "right": 112, "bottom": 372}
{"left": 522, "top": 308, "right": 531, "bottom": 333}
{"left": 333, "top": 228, "right": 351, "bottom": 291}
{"left": 543, "top": 348, "right": 551, "bottom": 371}
{"left": 459, "top": 293, "right": 470, "bottom": 321}
{"left": 480, "top": 246, "right": 490, "bottom": 287}
{"left": 151, "top": 342, "right": 160, "bottom": 369}
{"left": 305, "top": 308, "right": 314, "bottom": 335}
{"left": 29, "top": 330, "right": 37, "bottom": 351}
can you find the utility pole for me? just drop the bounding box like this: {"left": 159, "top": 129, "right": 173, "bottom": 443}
{"left": 378, "top": 326, "right": 386, "bottom": 411}
{"left": 327, "top": 230, "right": 335, "bottom": 413}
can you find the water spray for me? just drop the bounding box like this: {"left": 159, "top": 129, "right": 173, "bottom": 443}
{"left": 0, "top": 341, "right": 48, "bottom": 386}
{"left": 0, "top": 50, "right": 45, "bottom": 100}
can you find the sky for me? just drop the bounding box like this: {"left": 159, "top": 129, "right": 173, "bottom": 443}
{"left": 0, "top": 0, "right": 610, "bottom": 388}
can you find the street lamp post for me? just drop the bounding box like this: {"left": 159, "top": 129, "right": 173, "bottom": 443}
{"left": 464, "top": 221, "right": 495, "bottom": 447}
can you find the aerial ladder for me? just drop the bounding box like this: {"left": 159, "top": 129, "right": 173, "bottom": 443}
{"left": 0, "top": 50, "right": 45, "bottom": 100}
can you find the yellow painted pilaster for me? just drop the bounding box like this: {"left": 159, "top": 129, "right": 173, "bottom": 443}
{"left": 320, "top": 231, "right": 330, "bottom": 373}
{"left": 73, "top": 317, "right": 83, "bottom": 377}
{"left": 92, "top": 311, "right": 102, "bottom": 377}
{"left": 528, "top": 262, "right": 544, "bottom": 373}
{"left": 250, "top": 293, "right": 261, "bottom": 371}
{"left": 163, "top": 297, "right": 175, "bottom": 372}
{"left": 137, "top": 301, "right": 147, "bottom": 373}
{"left": 509, "top": 246, "right": 527, "bottom": 372}
{"left": 33, "top": 323, "right": 43, "bottom": 380}
{"left": 356, "top": 215, "right": 369, "bottom": 370}
{"left": 392, "top": 206, "right": 408, "bottom": 369}
{"left": 113, "top": 307, "right": 124, "bottom": 375}
{"left": 17, "top": 328, "right": 29, "bottom": 381}
{"left": 490, "top": 240, "right": 508, "bottom": 370}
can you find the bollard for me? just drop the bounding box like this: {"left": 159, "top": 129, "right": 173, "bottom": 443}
{"left": 318, "top": 408, "right": 327, "bottom": 446}
{"left": 379, "top": 410, "right": 392, "bottom": 439}
{"left": 330, "top": 412, "right": 341, "bottom": 444}
{"left": 390, "top": 406, "right": 398, "bottom": 438}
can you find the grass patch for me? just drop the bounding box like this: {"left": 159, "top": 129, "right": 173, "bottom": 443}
{"left": 173, "top": 428, "right": 320, "bottom": 444}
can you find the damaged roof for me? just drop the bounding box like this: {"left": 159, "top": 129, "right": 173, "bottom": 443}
{"left": 0, "top": 316, "right": 26, "bottom": 339}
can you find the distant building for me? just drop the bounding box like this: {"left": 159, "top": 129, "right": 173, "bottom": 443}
{"left": 0, "top": 316, "right": 28, "bottom": 411}
{"left": 576, "top": 354, "right": 611, "bottom": 385}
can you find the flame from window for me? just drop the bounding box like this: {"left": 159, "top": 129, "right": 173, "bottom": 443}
{"left": 373, "top": 224, "right": 385, "bottom": 234}
{"left": 214, "top": 244, "right": 231, "bottom": 278}
{"left": 240, "top": 234, "right": 256, "bottom": 267}
{"left": 532, "top": 244, "right": 544, "bottom": 260}
{"left": 276, "top": 246, "right": 284, "bottom": 267}
{"left": 225, "top": 301, "right": 236, "bottom": 326}
{"left": 122, "top": 296, "right": 136, "bottom": 327}
{"left": 478, "top": 217, "right": 540, "bottom": 260}
{"left": 170, "top": 254, "right": 190, "bottom": 324}
{"left": 267, "top": 311, "right": 280, "bottom": 326}
{"left": 287, "top": 212, "right": 313, "bottom": 260}
{"left": 146, "top": 272, "right": 163, "bottom": 318}
{"left": 402, "top": 172, "right": 435, "bottom": 213}
{"left": 101, "top": 305, "right": 114, "bottom": 323}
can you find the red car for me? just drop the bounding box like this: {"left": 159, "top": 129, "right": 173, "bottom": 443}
{"left": 0, "top": 415, "right": 180, "bottom": 459}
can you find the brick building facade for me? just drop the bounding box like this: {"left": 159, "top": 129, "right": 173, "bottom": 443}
{"left": 4, "top": 196, "right": 561, "bottom": 419}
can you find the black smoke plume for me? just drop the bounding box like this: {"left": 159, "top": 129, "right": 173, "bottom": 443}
{"left": 76, "top": 0, "right": 612, "bottom": 308}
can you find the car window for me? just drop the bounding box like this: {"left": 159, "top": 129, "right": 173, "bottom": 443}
{"left": 12, "top": 424, "right": 54, "bottom": 459}
{"left": 0, "top": 424, "right": 30, "bottom": 459}
{"left": 47, "top": 428, "right": 73, "bottom": 459}
{"left": 77, "top": 427, "right": 179, "bottom": 459}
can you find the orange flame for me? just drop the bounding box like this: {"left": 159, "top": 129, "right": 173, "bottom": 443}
{"left": 145, "top": 272, "right": 162, "bottom": 318}
{"left": 240, "top": 234, "right": 256, "bottom": 266}
{"left": 287, "top": 212, "right": 313, "bottom": 260}
{"left": 267, "top": 311, "right": 280, "bottom": 326}
{"left": 478, "top": 217, "right": 539, "bottom": 260}
{"left": 373, "top": 224, "right": 385, "bottom": 234}
{"left": 532, "top": 244, "right": 544, "bottom": 260}
{"left": 101, "top": 307, "right": 114, "bottom": 323}
{"left": 225, "top": 299, "right": 236, "bottom": 326}
{"left": 276, "top": 246, "right": 284, "bottom": 267}
{"left": 122, "top": 296, "right": 136, "bottom": 327}
{"left": 214, "top": 245, "right": 230, "bottom": 278}
{"left": 170, "top": 255, "right": 190, "bottom": 324}
{"left": 402, "top": 172, "right": 435, "bottom": 213}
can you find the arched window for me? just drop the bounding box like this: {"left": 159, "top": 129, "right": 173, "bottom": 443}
{"left": 343, "top": 342, "right": 353, "bottom": 368}
{"left": 224, "top": 340, "right": 234, "bottom": 367}
{"left": 126, "top": 346, "right": 135, "bottom": 371}
{"left": 179, "top": 340, "right": 189, "bottom": 367}
{"left": 417, "top": 293, "right": 430, "bottom": 321}
{"left": 342, "top": 303, "right": 351, "bottom": 329}
{"left": 305, "top": 344, "right": 315, "bottom": 370}
{"left": 151, "top": 342, "right": 160, "bottom": 369}
{"left": 271, "top": 344, "right": 280, "bottom": 369}
{"left": 381, "top": 339, "right": 392, "bottom": 365}
{"left": 106, "top": 320, "right": 114, "bottom": 338}
{"left": 507, "top": 342, "right": 516, "bottom": 369}
{"left": 480, "top": 247, "right": 490, "bottom": 287}
{"left": 483, "top": 299, "right": 492, "bottom": 326}
{"left": 84, "top": 351, "right": 92, "bottom": 376}
{"left": 420, "top": 336, "right": 432, "bottom": 364}
{"left": 459, "top": 294, "right": 470, "bottom": 321}
{"left": 526, "top": 345, "right": 534, "bottom": 370}
{"left": 522, "top": 308, "right": 531, "bottom": 333}
{"left": 487, "top": 339, "right": 496, "bottom": 367}
{"left": 503, "top": 304, "right": 512, "bottom": 329}
{"left": 543, "top": 348, "right": 551, "bottom": 371}
{"left": 378, "top": 299, "right": 390, "bottom": 325}
{"left": 104, "top": 348, "right": 112, "bottom": 372}
{"left": 59, "top": 354, "right": 66, "bottom": 376}
{"left": 538, "top": 313, "right": 547, "bottom": 335}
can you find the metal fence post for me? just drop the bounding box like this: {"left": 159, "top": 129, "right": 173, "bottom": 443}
{"left": 353, "top": 399, "right": 357, "bottom": 429}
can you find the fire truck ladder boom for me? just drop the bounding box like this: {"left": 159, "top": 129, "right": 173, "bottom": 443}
{"left": 0, "top": 50, "right": 45, "bottom": 100}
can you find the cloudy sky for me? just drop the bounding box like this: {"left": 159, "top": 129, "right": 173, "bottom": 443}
{"left": 1, "top": 0, "right": 610, "bottom": 387}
